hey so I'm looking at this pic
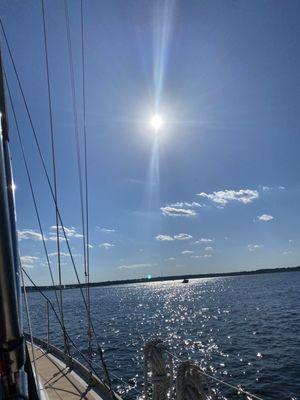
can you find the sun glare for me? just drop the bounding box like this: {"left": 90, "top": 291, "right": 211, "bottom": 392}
{"left": 150, "top": 114, "right": 164, "bottom": 131}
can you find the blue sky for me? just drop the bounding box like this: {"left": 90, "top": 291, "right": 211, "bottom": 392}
{"left": 1, "top": 0, "right": 300, "bottom": 285}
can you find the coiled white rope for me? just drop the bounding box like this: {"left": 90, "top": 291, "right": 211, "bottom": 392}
{"left": 176, "top": 361, "right": 211, "bottom": 400}
{"left": 144, "top": 340, "right": 174, "bottom": 400}
{"left": 167, "top": 350, "right": 264, "bottom": 400}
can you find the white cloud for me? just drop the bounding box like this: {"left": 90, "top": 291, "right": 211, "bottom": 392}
{"left": 167, "top": 257, "right": 176, "bottom": 261}
{"left": 198, "top": 189, "right": 259, "bottom": 205}
{"left": 98, "top": 227, "right": 115, "bottom": 233}
{"left": 118, "top": 263, "right": 153, "bottom": 270}
{"left": 88, "top": 244, "right": 94, "bottom": 249}
{"left": 161, "top": 206, "right": 197, "bottom": 217}
{"left": 258, "top": 214, "right": 274, "bottom": 222}
{"left": 49, "top": 226, "right": 83, "bottom": 240}
{"left": 18, "top": 229, "right": 43, "bottom": 241}
{"left": 20, "top": 255, "right": 39, "bottom": 264}
{"left": 194, "top": 238, "right": 213, "bottom": 244}
{"left": 247, "top": 244, "right": 263, "bottom": 252}
{"left": 169, "top": 202, "right": 202, "bottom": 208}
{"left": 181, "top": 250, "right": 194, "bottom": 255}
{"left": 205, "top": 246, "right": 213, "bottom": 252}
{"left": 20, "top": 255, "right": 39, "bottom": 268}
{"left": 156, "top": 233, "right": 193, "bottom": 241}
{"left": 48, "top": 252, "right": 80, "bottom": 257}
{"left": 259, "top": 185, "right": 285, "bottom": 191}
{"left": 99, "top": 242, "right": 115, "bottom": 249}
{"left": 282, "top": 251, "right": 292, "bottom": 255}
{"left": 174, "top": 233, "right": 193, "bottom": 241}
{"left": 48, "top": 235, "right": 65, "bottom": 242}
{"left": 155, "top": 234, "right": 174, "bottom": 241}
{"left": 192, "top": 254, "right": 212, "bottom": 258}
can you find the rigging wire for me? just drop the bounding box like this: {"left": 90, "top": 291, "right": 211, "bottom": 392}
{"left": 4, "top": 71, "right": 62, "bottom": 318}
{"left": 80, "top": 0, "right": 93, "bottom": 369}
{"left": 63, "top": 0, "right": 88, "bottom": 289}
{"left": 21, "top": 269, "right": 105, "bottom": 378}
{"left": 22, "top": 268, "right": 143, "bottom": 397}
{"left": 0, "top": 15, "right": 114, "bottom": 394}
{"left": 41, "top": 0, "right": 69, "bottom": 356}
{"left": 20, "top": 265, "right": 41, "bottom": 398}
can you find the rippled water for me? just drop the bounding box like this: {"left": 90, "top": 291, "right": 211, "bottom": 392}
{"left": 26, "top": 271, "right": 300, "bottom": 399}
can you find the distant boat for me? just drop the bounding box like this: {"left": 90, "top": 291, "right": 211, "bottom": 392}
{"left": 182, "top": 278, "right": 189, "bottom": 283}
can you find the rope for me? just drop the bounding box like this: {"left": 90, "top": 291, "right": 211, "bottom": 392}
{"left": 176, "top": 362, "right": 211, "bottom": 400}
{"left": 144, "top": 340, "right": 173, "bottom": 400}
{"left": 41, "top": 0, "right": 69, "bottom": 356}
{"left": 167, "top": 350, "right": 264, "bottom": 400}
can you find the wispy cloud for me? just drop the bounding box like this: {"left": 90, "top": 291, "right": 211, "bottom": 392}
{"left": 198, "top": 189, "right": 259, "bottom": 205}
{"left": 97, "top": 227, "right": 115, "bottom": 233}
{"left": 20, "top": 255, "right": 39, "bottom": 268}
{"left": 282, "top": 251, "right": 292, "bottom": 255}
{"left": 48, "top": 226, "right": 83, "bottom": 241}
{"left": 169, "top": 202, "right": 202, "bottom": 208}
{"left": 257, "top": 214, "right": 274, "bottom": 222}
{"left": 155, "top": 234, "right": 174, "bottom": 241}
{"left": 99, "top": 242, "right": 115, "bottom": 249}
{"left": 174, "top": 233, "right": 193, "bottom": 240}
{"left": 48, "top": 236, "right": 65, "bottom": 242}
{"left": 181, "top": 250, "right": 194, "bottom": 255}
{"left": 191, "top": 254, "right": 212, "bottom": 259}
{"left": 167, "top": 257, "right": 176, "bottom": 261}
{"left": 194, "top": 238, "right": 213, "bottom": 244}
{"left": 18, "top": 229, "right": 43, "bottom": 241}
{"left": 127, "top": 178, "right": 144, "bottom": 185}
{"left": 156, "top": 233, "right": 193, "bottom": 241}
{"left": 204, "top": 246, "right": 213, "bottom": 252}
{"left": 247, "top": 244, "right": 263, "bottom": 252}
{"left": 259, "top": 185, "right": 285, "bottom": 191}
{"left": 161, "top": 206, "right": 197, "bottom": 217}
{"left": 48, "top": 251, "right": 80, "bottom": 257}
{"left": 117, "top": 263, "right": 153, "bottom": 270}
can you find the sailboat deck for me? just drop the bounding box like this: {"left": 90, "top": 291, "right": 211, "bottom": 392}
{"left": 27, "top": 341, "right": 113, "bottom": 400}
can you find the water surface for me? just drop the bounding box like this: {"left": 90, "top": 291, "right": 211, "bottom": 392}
{"left": 26, "top": 271, "right": 300, "bottom": 399}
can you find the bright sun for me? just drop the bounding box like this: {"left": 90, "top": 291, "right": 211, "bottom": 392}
{"left": 150, "top": 114, "right": 164, "bottom": 131}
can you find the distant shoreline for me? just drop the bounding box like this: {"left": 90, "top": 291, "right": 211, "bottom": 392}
{"left": 24, "top": 265, "right": 300, "bottom": 292}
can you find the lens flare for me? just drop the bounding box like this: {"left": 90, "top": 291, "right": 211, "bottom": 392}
{"left": 150, "top": 114, "right": 164, "bottom": 131}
